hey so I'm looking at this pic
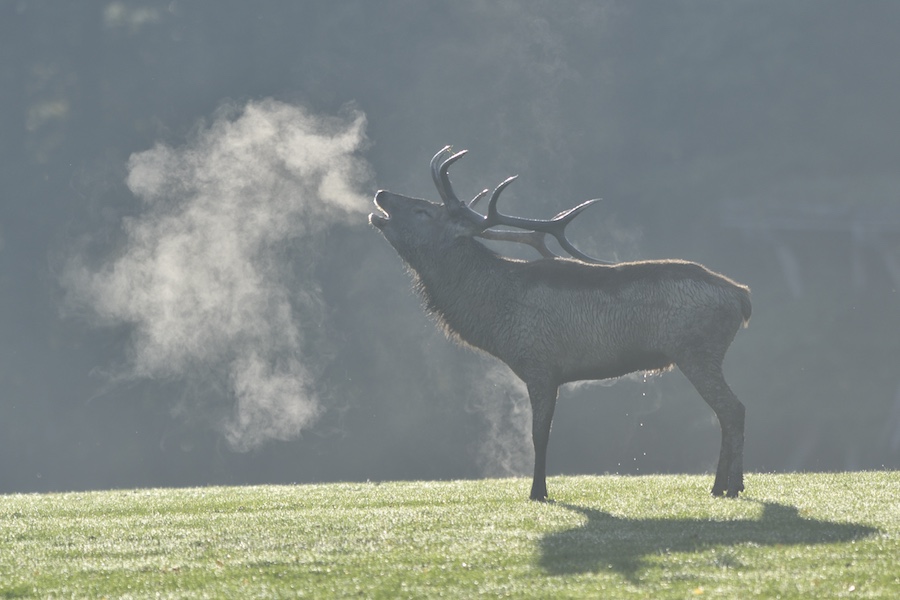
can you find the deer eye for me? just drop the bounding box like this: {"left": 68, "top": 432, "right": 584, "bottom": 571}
{"left": 413, "top": 206, "right": 432, "bottom": 218}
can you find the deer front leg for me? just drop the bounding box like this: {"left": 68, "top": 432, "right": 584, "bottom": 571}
{"left": 527, "top": 380, "right": 559, "bottom": 501}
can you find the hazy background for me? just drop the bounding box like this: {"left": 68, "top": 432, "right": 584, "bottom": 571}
{"left": 2, "top": 1, "right": 899, "bottom": 494}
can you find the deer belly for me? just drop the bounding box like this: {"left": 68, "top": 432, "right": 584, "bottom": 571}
{"left": 560, "top": 348, "right": 673, "bottom": 383}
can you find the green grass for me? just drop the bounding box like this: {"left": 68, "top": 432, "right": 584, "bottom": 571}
{"left": 1, "top": 472, "right": 897, "bottom": 599}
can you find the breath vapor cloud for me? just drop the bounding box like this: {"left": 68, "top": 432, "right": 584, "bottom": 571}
{"left": 468, "top": 365, "right": 532, "bottom": 478}
{"left": 62, "top": 99, "right": 370, "bottom": 451}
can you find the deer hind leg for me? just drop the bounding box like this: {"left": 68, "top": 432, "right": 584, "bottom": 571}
{"left": 526, "top": 380, "right": 559, "bottom": 501}
{"left": 677, "top": 358, "right": 745, "bottom": 498}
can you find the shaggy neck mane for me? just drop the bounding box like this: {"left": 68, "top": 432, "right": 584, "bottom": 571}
{"left": 406, "top": 237, "right": 514, "bottom": 353}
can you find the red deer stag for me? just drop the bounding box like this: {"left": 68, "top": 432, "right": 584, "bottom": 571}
{"left": 370, "top": 146, "right": 751, "bottom": 500}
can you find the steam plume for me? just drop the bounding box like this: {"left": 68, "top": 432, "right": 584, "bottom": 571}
{"left": 62, "top": 99, "right": 370, "bottom": 450}
{"left": 468, "top": 365, "right": 532, "bottom": 477}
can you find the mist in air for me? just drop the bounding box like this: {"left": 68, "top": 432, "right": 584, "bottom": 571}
{"left": 62, "top": 100, "right": 370, "bottom": 451}
{"left": 2, "top": 2, "right": 900, "bottom": 493}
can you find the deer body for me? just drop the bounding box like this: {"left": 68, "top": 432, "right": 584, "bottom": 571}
{"left": 372, "top": 148, "right": 750, "bottom": 500}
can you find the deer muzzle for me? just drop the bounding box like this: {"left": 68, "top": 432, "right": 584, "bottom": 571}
{"left": 369, "top": 190, "right": 391, "bottom": 228}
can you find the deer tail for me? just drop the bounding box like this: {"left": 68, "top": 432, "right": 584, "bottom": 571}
{"left": 739, "top": 287, "right": 752, "bottom": 328}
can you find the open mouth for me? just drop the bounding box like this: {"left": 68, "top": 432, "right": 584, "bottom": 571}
{"left": 369, "top": 193, "right": 390, "bottom": 228}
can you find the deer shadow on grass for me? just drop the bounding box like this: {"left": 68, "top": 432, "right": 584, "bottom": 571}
{"left": 538, "top": 500, "right": 878, "bottom": 581}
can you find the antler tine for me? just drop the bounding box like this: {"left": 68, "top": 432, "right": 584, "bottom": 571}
{"left": 430, "top": 146, "right": 489, "bottom": 225}
{"left": 431, "top": 147, "right": 469, "bottom": 205}
{"left": 485, "top": 175, "right": 518, "bottom": 221}
{"left": 548, "top": 199, "right": 605, "bottom": 262}
{"left": 429, "top": 146, "right": 459, "bottom": 206}
{"left": 468, "top": 189, "right": 490, "bottom": 208}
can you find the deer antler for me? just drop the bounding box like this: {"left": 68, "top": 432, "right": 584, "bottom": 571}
{"left": 481, "top": 177, "right": 606, "bottom": 263}
{"left": 430, "top": 146, "right": 488, "bottom": 225}
{"left": 431, "top": 146, "right": 610, "bottom": 264}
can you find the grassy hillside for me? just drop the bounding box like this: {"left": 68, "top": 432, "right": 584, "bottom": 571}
{"left": 1, "top": 472, "right": 897, "bottom": 598}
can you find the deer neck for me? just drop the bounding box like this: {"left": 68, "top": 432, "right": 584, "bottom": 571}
{"left": 411, "top": 238, "right": 514, "bottom": 352}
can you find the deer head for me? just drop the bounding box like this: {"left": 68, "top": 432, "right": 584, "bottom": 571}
{"left": 371, "top": 146, "right": 608, "bottom": 264}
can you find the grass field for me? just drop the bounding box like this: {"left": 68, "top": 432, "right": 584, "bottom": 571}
{"left": 1, "top": 472, "right": 897, "bottom": 598}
